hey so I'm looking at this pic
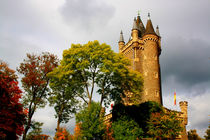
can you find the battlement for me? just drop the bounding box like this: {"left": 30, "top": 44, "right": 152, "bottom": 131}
{"left": 179, "top": 101, "right": 188, "bottom": 107}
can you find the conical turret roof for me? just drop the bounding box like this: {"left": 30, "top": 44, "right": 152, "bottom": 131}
{"left": 144, "top": 13, "right": 157, "bottom": 36}
{"left": 119, "top": 30, "right": 124, "bottom": 42}
{"left": 136, "top": 14, "right": 145, "bottom": 37}
{"left": 132, "top": 17, "right": 138, "bottom": 30}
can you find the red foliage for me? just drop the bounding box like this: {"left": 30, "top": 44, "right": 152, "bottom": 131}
{"left": 54, "top": 127, "right": 71, "bottom": 140}
{"left": 104, "top": 123, "right": 114, "bottom": 140}
{"left": 17, "top": 52, "right": 59, "bottom": 140}
{"left": 72, "top": 123, "right": 82, "bottom": 139}
{"left": 17, "top": 53, "right": 59, "bottom": 89}
{"left": 0, "top": 61, "right": 26, "bottom": 139}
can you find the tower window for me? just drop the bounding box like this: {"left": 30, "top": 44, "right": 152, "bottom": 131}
{"left": 155, "top": 91, "right": 159, "bottom": 97}
{"left": 154, "top": 72, "right": 158, "bottom": 78}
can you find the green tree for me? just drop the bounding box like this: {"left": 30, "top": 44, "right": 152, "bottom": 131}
{"left": 112, "top": 101, "right": 163, "bottom": 137}
{"left": 26, "top": 121, "right": 43, "bottom": 140}
{"left": 51, "top": 40, "right": 143, "bottom": 107}
{"left": 17, "top": 52, "right": 59, "bottom": 140}
{"left": 147, "top": 111, "right": 183, "bottom": 139}
{"left": 47, "top": 71, "right": 79, "bottom": 130}
{"left": 112, "top": 116, "right": 143, "bottom": 140}
{"left": 76, "top": 102, "right": 106, "bottom": 139}
{"left": 188, "top": 129, "right": 203, "bottom": 140}
{"left": 204, "top": 124, "right": 210, "bottom": 140}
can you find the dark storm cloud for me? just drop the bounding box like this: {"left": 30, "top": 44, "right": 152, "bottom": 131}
{"left": 60, "top": 0, "right": 115, "bottom": 30}
{"left": 160, "top": 37, "right": 210, "bottom": 94}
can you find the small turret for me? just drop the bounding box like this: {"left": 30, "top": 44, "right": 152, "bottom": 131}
{"left": 132, "top": 17, "right": 139, "bottom": 40}
{"left": 119, "top": 30, "right": 124, "bottom": 42}
{"left": 132, "top": 17, "right": 138, "bottom": 30}
{"left": 136, "top": 13, "right": 145, "bottom": 37}
{"left": 156, "top": 25, "right": 160, "bottom": 37}
{"left": 118, "top": 30, "right": 125, "bottom": 53}
{"left": 144, "top": 13, "right": 157, "bottom": 36}
{"left": 179, "top": 101, "right": 188, "bottom": 125}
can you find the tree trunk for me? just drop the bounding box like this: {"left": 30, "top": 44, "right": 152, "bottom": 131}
{"left": 22, "top": 118, "right": 31, "bottom": 140}
{"left": 57, "top": 118, "right": 60, "bottom": 131}
{"left": 22, "top": 103, "right": 37, "bottom": 140}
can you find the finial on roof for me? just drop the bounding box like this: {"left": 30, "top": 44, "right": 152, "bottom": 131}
{"left": 132, "top": 17, "right": 138, "bottom": 30}
{"left": 119, "top": 30, "right": 124, "bottom": 42}
{"left": 148, "top": 12, "right": 150, "bottom": 19}
{"left": 138, "top": 10, "right": 140, "bottom": 16}
{"left": 156, "top": 25, "right": 160, "bottom": 36}
{"left": 144, "top": 16, "right": 156, "bottom": 36}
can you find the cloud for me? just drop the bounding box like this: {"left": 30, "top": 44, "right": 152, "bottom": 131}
{"left": 33, "top": 106, "right": 57, "bottom": 136}
{"left": 187, "top": 91, "right": 210, "bottom": 137}
{"left": 0, "top": 34, "right": 41, "bottom": 70}
{"left": 160, "top": 37, "right": 210, "bottom": 95}
{"left": 163, "top": 90, "right": 210, "bottom": 138}
{"left": 0, "top": 0, "right": 209, "bottom": 138}
{"left": 60, "top": 0, "right": 115, "bottom": 30}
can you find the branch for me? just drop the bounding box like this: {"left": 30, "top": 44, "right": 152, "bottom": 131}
{"left": 77, "top": 94, "right": 88, "bottom": 104}
{"left": 100, "top": 76, "right": 106, "bottom": 107}
{"left": 90, "top": 69, "right": 96, "bottom": 100}
{"left": 81, "top": 70, "right": 91, "bottom": 103}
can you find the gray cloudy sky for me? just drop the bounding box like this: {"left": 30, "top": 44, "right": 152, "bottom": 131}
{"left": 1, "top": 0, "right": 210, "bottom": 138}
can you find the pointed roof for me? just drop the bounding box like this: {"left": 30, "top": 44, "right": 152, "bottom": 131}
{"left": 156, "top": 25, "right": 160, "bottom": 36}
{"left": 144, "top": 13, "right": 156, "bottom": 36}
{"left": 136, "top": 14, "right": 145, "bottom": 36}
{"left": 132, "top": 17, "right": 138, "bottom": 30}
{"left": 119, "top": 30, "right": 124, "bottom": 42}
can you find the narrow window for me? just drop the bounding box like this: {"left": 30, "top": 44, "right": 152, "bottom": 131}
{"left": 155, "top": 90, "right": 159, "bottom": 97}
{"left": 155, "top": 72, "right": 158, "bottom": 78}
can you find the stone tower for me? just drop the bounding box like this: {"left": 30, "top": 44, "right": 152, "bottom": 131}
{"left": 179, "top": 101, "right": 188, "bottom": 140}
{"left": 118, "top": 13, "right": 163, "bottom": 105}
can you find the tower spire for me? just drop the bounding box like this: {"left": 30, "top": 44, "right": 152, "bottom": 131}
{"left": 144, "top": 13, "right": 156, "bottom": 36}
{"left": 119, "top": 30, "right": 124, "bottom": 43}
{"left": 136, "top": 12, "right": 145, "bottom": 37}
{"left": 132, "top": 17, "right": 138, "bottom": 30}
{"left": 156, "top": 25, "right": 160, "bottom": 36}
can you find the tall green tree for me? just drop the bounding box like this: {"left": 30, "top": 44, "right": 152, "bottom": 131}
{"left": 17, "top": 52, "right": 59, "bottom": 140}
{"left": 112, "top": 116, "right": 143, "bottom": 140}
{"left": 111, "top": 101, "right": 163, "bottom": 138}
{"left": 51, "top": 40, "right": 143, "bottom": 107}
{"left": 47, "top": 71, "right": 79, "bottom": 130}
{"left": 76, "top": 102, "right": 106, "bottom": 139}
